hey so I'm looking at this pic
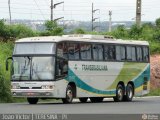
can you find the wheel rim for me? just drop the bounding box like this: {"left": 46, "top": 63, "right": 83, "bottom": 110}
{"left": 128, "top": 87, "right": 133, "bottom": 99}
{"left": 117, "top": 88, "right": 123, "bottom": 100}
{"left": 67, "top": 89, "right": 73, "bottom": 102}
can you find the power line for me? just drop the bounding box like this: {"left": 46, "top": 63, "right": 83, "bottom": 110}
{"left": 33, "top": 0, "right": 46, "bottom": 20}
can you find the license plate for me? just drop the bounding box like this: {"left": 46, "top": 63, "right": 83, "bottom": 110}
{"left": 27, "top": 92, "right": 35, "bottom": 96}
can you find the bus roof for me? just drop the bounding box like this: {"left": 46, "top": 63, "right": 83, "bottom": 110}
{"left": 16, "top": 35, "right": 149, "bottom": 46}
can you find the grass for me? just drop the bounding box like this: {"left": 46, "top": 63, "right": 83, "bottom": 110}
{"left": 146, "top": 88, "right": 160, "bottom": 96}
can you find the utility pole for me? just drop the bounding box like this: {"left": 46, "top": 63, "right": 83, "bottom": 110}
{"left": 92, "top": 3, "right": 93, "bottom": 31}
{"left": 91, "top": 3, "right": 99, "bottom": 31}
{"left": 8, "top": 0, "right": 11, "bottom": 24}
{"left": 50, "top": 0, "right": 64, "bottom": 21}
{"left": 108, "top": 11, "right": 112, "bottom": 32}
{"left": 51, "top": 0, "right": 53, "bottom": 21}
{"left": 136, "top": 0, "right": 142, "bottom": 26}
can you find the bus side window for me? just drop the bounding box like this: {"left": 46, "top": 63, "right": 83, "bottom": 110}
{"left": 57, "top": 43, "right": 68, "bottom": 59}
{"left": 92, "top": 44, "right": 103, "bottom": 61}
{"left": 56, "top": 59, "right": 68, "bottom": 78}
{"left": 116, "top": 46, "right": 121, "bottom": 61}
{"left": 120, "top": 46, "right": 126, "bottom": 61}
{"left": 116, "top": 46, "right": 126, "bottom": 61}
{"left": 126, "top": 46, "right": 132, "bottom": 61}
{"left": 104, "top": 45, "right": 115, "bottom": 61}
{"left": 143, "top": 47, "right": 149, "bottom": 62}
{"left": 131, "top": 47, "right": 136, "bottom": 61}
{"left": 68, "top": 43, "right": 80, "bottom": 60}
{"left": 136, "top": 47, "right": 143, "bottom": 62}
{"left": 126, "top": 46, "right": 136, "bottom": 61}
{"left": 80, "top": 44, "right": 92, "bottom": 60}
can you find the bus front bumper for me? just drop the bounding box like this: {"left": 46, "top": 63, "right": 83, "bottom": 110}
{"left": 11, "top": 89, "right": 54, "bottom": 98}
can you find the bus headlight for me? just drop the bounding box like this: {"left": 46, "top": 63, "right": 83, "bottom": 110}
{"left": 11, "top": 84, "right": 20, "bottom": 89}
{"left": 41, "top": 85, "right": 54, "bottom": 89}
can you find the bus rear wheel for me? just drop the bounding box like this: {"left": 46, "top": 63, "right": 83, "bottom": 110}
{"left": 113, "top": 84, "right": 124, "bottom": 102}
{"left": 62, "top": 85, "right": 74, "bottom": 104}
{"left": 124, "top": 84, "right": 134, "bottom": 101}
{"left": 79, "top": 98, "right": 88, "bottom": 103}
{"left": 27, "top": 98, "right": 39, "bottom": 104}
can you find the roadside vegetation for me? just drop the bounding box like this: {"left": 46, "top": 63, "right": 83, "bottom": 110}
{"left": 0, "top": 18, "right": 160, "bottom": 103}
{"left": 146, "top": 88, "right": 160, "bottom": 96}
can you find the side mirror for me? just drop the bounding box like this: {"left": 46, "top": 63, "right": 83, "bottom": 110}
{"left": 6, "top": 57, "right": 12, "bottom": 71}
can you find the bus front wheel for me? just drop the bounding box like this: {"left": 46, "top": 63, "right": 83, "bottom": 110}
{"left": 27, "top": 98, "right": 39, "bottom": 104}
{"left": 113, "top": 84, "right": 124, "bottom": 102}
{"left": 62, "top": 85, "right": 74, "bottom": 104}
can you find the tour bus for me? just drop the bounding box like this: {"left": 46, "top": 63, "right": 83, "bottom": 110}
{"left": 6, "top": 35, "right": 150, "bottom": 104}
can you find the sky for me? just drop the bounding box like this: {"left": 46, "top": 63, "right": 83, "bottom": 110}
{"left": 0, "top": 0, "right": 160, "bottom": 21}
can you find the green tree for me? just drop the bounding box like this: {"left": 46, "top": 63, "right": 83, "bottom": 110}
{"left": 41, "top": 21, "right": 63, "bottom": 36}
{"left": 0, "top": 20, "right": 36, "bottom": 41}
{"left": 73, "top": 28, "right": 86, "bottom": 34}
{"left": 110, "top": 25, "right": 128, "bottom": 39}
{"left": 0, "top": 20, "right": 11, "bottom": 41}
{"left": 9, "top": 24, "right": 36, "bottom": 39}
{"left": 155, "top": 18, "right": 160, "bottom": 28}
{"left": 153, "top": 18, "right": 160, "bottom": 41}
{"left": 140, "top": 23, "right": 154, "bottom": 41}
{"left": 129, "top": 24, "right": 142, "bottom": 39}
{"left": 0, "top": 42, "right": 13, "bottom": 103}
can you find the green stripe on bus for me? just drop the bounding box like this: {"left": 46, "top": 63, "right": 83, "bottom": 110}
{"left": 108, "top": 63, "right": 150, "bottom": 89}
{"left": 67, "top": 69, "right": 116, "bottom": 95}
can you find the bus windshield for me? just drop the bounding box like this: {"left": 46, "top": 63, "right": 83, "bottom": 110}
{"left": 13, "top": 43, "right": 55, "bottom": 55}
{"left": 12, "top": 57, "right": 55, "bottom": 81}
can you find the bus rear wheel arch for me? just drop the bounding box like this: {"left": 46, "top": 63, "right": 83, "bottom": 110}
{"left": 62, "top": 83, "right": 76, "bottom": 104}
{"left": 27, "top": 97, "right": 39, "bottom": 104}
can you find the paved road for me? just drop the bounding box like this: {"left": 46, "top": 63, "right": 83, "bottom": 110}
{"left": 0, "top": 97, "right": 160, "bottom": 114}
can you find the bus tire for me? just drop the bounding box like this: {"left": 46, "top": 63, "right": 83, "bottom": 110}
{"left": 79, "top": 98, "right": 88, "bottom": 103}
{"left": 27, "top": 98, "right": 39, "bottom": 104}
{"left": 113, "top": 84, "right": 124, "bottom": 102}
{"left": 124, "top": 84, "right": 134, "bottom": 101}
{"left": 62, "top": 85, "right": 74, "bottom": 104}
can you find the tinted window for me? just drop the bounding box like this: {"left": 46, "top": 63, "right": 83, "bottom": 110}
{"left": 80, "top": 44, "right": 92, "bottom": 60}
{"left": 56, "top": 59, "right": 68, "bottom": 77}
{"left": 116, "top": 46, "right": 126, "bottom": 61}
{"left": 104, "top": 45, "right": 115, "bottom": 60}
{"left": 131, "top": 47, "right": 136, "bottom": 61}
{"left": 143, "top": 47, "right": 149, "bottom": 62}
{"left": 57, "top": 43, "right": 68, "bottom": 59}
{"left": 137, "top": 47, "right": 143, "bottom": 61}
{"left": 63, "top": 43, "right": 68, "bottom": 59}
{"left": 14, "top": 43, "right": 55, "bottom": 55}
{"left": 93, "top": 44, "right": 103, "bottom": 60}
{"left": 127, "top": 46, "right": 136, "bottom": 61}
{"left": 68, "top": 43, "right": 80, "bottom": 60}
{"left": 121, "top": 46, "right": 126, "bottom": 60}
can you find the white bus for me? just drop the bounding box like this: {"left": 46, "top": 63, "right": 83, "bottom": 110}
{"left": 6, "top": 35, "right": 150, "bottom": 104}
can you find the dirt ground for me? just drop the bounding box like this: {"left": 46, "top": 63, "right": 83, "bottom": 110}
{"left": 150, "top": 55, "right": 160, "bottom": 89}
